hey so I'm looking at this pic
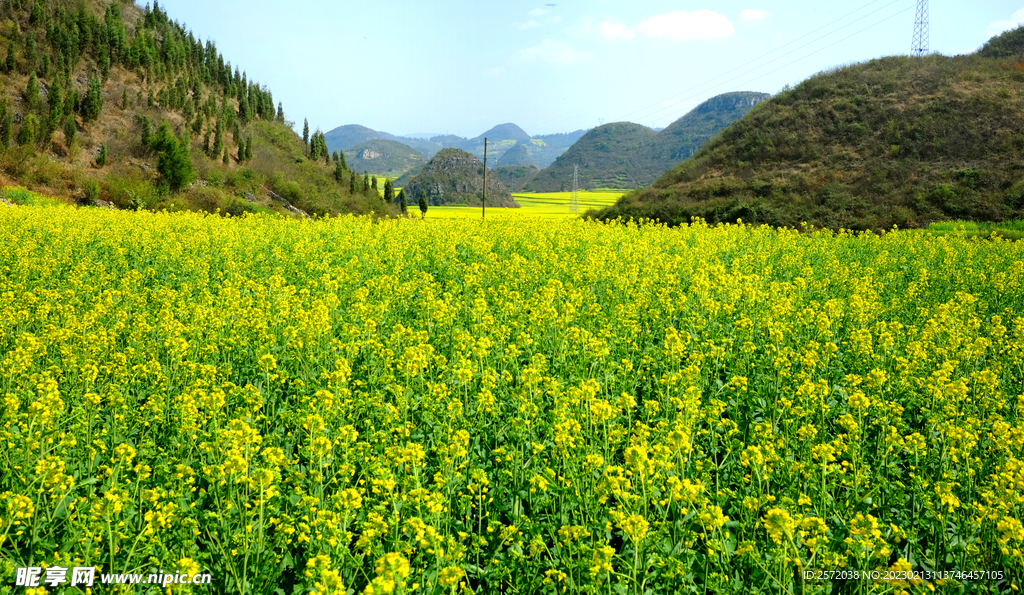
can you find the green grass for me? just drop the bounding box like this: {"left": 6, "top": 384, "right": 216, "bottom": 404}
{"left": 0, "top": 186, "right": 66, "bottom": 207}
{"left": 925, "top": 219, "right": 1024, "bottom": 239}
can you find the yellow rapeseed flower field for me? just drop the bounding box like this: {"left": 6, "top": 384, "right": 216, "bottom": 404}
{"left": 1, "top": 202, "right": 1022, "bottom": 594}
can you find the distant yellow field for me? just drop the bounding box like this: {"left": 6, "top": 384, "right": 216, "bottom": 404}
{"left": 424, "top": 191, "right": 624, "bottom": 220}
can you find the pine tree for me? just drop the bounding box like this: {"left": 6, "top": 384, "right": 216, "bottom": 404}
{"left": 383, "top": 179, "right": 394, "bottom": 204}
{"left": 418, "top": 190, "right": 428, "bottom": 218}
{"left": 96, "top": 143, "right": 107, "bottom": 167}
{"left": 276, "top": 102, "right": 284, "bottom": 122}
{"left": 399, "top": 189, "right": 407, "bottom": 215}
{"left": 302, "top": 118, "right": 309, "bottom": 154}
{"left": 339, "top": 150, "right": 347, "bottom": 170}
{"left": 245, "top": 137, "right": 253, "bottom": 161}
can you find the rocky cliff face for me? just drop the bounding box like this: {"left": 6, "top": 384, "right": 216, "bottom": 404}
{"left": 402, "top": 148, "right": 519, "bottom": 207}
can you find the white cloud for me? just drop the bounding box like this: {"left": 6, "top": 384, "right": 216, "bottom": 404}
{"left": 513, "top": 39, "right": 593, "bottom": 65}
{"left": 987, "top": 8, "right": 1024, "bottom": 35}
{"left": 740, "top": 9, "right": 770, "bottom": 22}
{"left": 597, "top": 21, "right": 635, "bottom": 40}
{"left": 516, "top": 9, "right": 561, "bottom": 31}
{"left": 638, "top": 10, "right": 734, "bottom": 41}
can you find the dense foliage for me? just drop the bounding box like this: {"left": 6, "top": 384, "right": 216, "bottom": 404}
{"left": 1, "top": 204, "right": 1023, "bottom": 593}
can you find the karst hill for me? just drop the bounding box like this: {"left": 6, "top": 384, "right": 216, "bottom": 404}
{"left": 594, "top": 28, "right": 1024, "bottom": 230}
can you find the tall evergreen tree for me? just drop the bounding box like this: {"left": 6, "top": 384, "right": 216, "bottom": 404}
{"left": 383, "top": 179, "right": 394, "bottom": 204}
{"left": 276, "top": 102, "right": 284, "bottom": 122}
{"left": 333, "top": 155, "right": 345, "bottom": 182}
{"left": 418, "top": 190, "right": 428, "bottom": 218}
{"left": 63, "top": 117, "right": 76, "bottom": 146}
{"left": 363, "top": 174, "right": 370, "bottom": 192}
{"left": 47, "top": 78, "right": 63, "bottom": 131}
{"left": 302, "top": 118, "right": 309, "bottom": 153}
{"left": 25, "top": 72, "right": 39, "bottom": 111}
{"left": 350, "top": 171, "right": 356, "bottom": 193}
{"left": 399, "top": 189, "right": 407, "bottom": 215}
{"left": 82, "top": 74, "right": 103, "bottom": 123}
{"left": 156, "top": 132, "right": 194, "bottom": 191}
{"left": 371, "top": 176, "right": 378, "bottom": 192}
{"left": 96, "top": 143, "right": 107, "bottom": 167}
{"left": 17, "top": 114, "right": 36, "bottom": 146}
{"left": 0, "top": 112, "right": 11, "bottom": 150}
{"left": 4, "top": 40, "right": 15, "bottom": 74}
{"left": 339, "top": 150, "right": 347, "bottom": 171}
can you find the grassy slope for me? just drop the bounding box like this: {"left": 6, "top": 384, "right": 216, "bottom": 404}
{"left": 594, "top": 34, "right": 1024, "bottom": 230}
{"left": 523, "top": 122, "right": 657, "bottom": 192}
{"left": 0, "top": 0, "right": 392, "bottom": 217}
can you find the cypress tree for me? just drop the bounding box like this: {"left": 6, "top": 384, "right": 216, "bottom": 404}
{"left": 245, "top": 137, "right": 252, "bottom": 161}
{"left": 418, "top": 190, "right": 428, "bottom": 218}
{"left": 95, "top": 143, "right": 107, "bottom": 167}
{"left": 122, "top": 88, "right": 129, "bottom": 109}
{"left": 63, "top": 116, "right": 75, "bottom": 146}
{"left": 213, "top": 121, "right": 223, "bottom": 157}
{"left": 82, "top": 74, "right": 103, "bottom": 123}
{"left": 276, "top": 102, "right": 284, "bottom": 122}
{"left": 339, "top": 150, "right": 347, "bottom": 170}
{"left": 223, "top": 146, "right": 229, "bottom": 165}
{"left": 333, "top": 155, "right": 345, "bottom": 182}
{"left": 25, "top": 72, "right": 39, "bottom": 111}
{"left": 140, "top": 115, "right": 151, "bottom": 150}
{"left": 156, "top": 133, "right": 194, "bottom": 191}
{"left": 4, "top": 40, "right": 15, "bottom": 74}
{"left": 17, "top": 114, "right": 36, "bottom": 146}
{"left": 399, "top": 189, "right": 407, "bottom": 215}
{"left": 383, "top": 179, "right": 394, "bottom": 204}
{"left": 0, "top": 112, "right": 11, "bottom": 150}
{"left": 47, "top": 78, "right": 63, "bottom": 131}
{"left": 302, "top": 118, "right": 309, "bottom": 153}
{"left": 371, "top": 176, "right": 378, "bottom": 192}
{"left": 350, "top": 171, "right": 356, "bottom": 193}
{"left": 363, "top": 174, "right": 370, "bottom": 192}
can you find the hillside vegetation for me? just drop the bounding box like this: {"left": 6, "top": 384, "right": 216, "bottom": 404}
{"left": 595, "top": 29, "right": 1024, "bottom": 229}
{"left": 343, "top": 138, "right": 426, "bottom": 177}
{"left": 0, "top": 0, "right": 390, "bottom": 216}
{"left": 526, "top": 92, "right": 767, "bottom": 192}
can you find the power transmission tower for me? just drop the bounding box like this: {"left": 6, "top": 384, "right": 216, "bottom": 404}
{"left": 911, "top": 0, "right": 928, "bottom": 56}
{"left": 570, "top": 165, "right": 580, "bottom": 214}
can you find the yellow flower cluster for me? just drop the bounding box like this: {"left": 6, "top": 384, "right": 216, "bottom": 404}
{"left": 0, "top": 204, "right": 1022, "bottom": 593}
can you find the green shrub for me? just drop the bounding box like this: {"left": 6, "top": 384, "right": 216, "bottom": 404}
{"left": 82, "top": 179, "right": 100, "bottom": 205}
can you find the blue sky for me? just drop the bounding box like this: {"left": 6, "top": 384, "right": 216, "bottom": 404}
{"left": 157, "top": 1, "right": 1024, "bottom": 138}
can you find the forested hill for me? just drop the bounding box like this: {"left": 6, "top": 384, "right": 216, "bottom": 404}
{"left": 593, "top": 27, "right": 1024, "bottom": 230}
{"left": 0, "top": 0, "right": 391, "bottom": 216}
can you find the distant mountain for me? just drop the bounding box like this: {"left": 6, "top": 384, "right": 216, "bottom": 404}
{"left": 325, "top": 123, "right": 588, "bottom": 170}
{"left": 493, "top": 165, "right": 539, "bottom": 192}
{"left": 402, "top": 148, "right": 519, "bottom": 208}
{"left": 344, "top": 140, "right": 426, "bottom": 177}
{"left": 469, "top": 123, "right": 532, "bottom": 143}
{"left": 524, "top": 92, "right": 768, "bottom": 191}
{"left": 523, "top": 123, "right": 657, "bottom": 191}
{"left": 496, "top": 144, "right": 537, "bottom": 168}
{"left": 325, "top": 125, "right": 400, "bottom": 152}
